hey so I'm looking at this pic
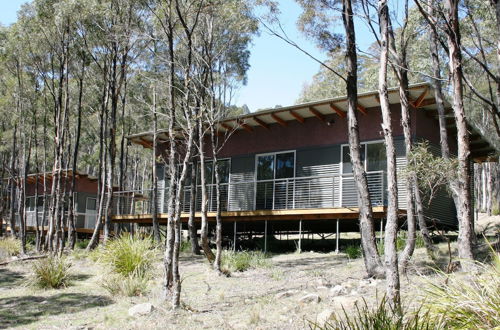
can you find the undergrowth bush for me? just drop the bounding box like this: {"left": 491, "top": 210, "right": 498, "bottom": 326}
{"left": 30, "top": 256, "right": 71, "bottom": 289}
{"left": 0, "top": 237, "right": 21, "bottom": 256}
{"left": 311, "top": 297, "right": 437, "bottom": 330}
{"left": 75, "top": 239, "right": 89, "bottom": 249}
{"left": 221, "top": 250, "right": 270, "bottom": 272}
{"left": 421, "top": 257, "right": 500, "bottom": 329}
{"left": 93, "top": 233, "right": 156, "bottom": 277}
{"left": 94, "top": 234, "right": 157, "bottom": 296}
{"left": 345, "top": 245, "right": 361, "bottom": 259}
{"left": 101, "top": 273, "right": 149, "bottom": 297}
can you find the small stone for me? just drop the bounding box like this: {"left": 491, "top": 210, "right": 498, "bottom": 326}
{"left": 299, "top": 293, "right": 321, "bottom": 303}
{"left": 316, "top": 309, "right": 335, "bottom": 327}
{"left": 350, "top": 289, "right": 358, "bottom": 296}
{"left": 317, "top": 286, "right": 329, "bottom": 291}
{"left": 329, "top": 285, "right": 346, "bottom": 296}
{"left": 128, "top": 303, "right": 154, "bottom": 317}
{"left": 275, "top": 290, "right": 296, "bottom": 299}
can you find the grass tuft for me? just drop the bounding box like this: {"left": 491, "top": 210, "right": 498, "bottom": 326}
{"left": 0, "top": 237, "right": 21, "bottom": 257}
{"left": 421, "top": 258, "right": 500, "bottom": 329}
{"left": 101, "top": 273, "right": 149, "bottom": 297}
{"left": 345, "top": 245, "right": 362, "bottom": 259}
{"left": 30, "top": 256, "right": 71, "bottom": 289}
{"left": 221, "top": 250, "right": 270, "bottom": 272}
{"left": 93, "top": 233, "right": 157, "bottom": 277}
{"left": 311, "top": 297, "right": 437, "bottom": 330}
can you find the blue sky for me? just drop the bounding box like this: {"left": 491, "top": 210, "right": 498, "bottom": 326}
{"left": 0, "top": 0, "right": 379, "bottom": 112}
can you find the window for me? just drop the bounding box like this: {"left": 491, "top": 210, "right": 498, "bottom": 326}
{"left": 256, "top": 151, "right": 295, "bottom": 180}
{"left": 342, "top": 142, "right": 385, "bottom": 173}
{"left": 197, "top": 159, "right": 230, "bottom": 184}
{"left": 342, "top": 145, "right": 365, "bottom": 174}
{"left": 86, "top": 197, "right": 97, "bottom": 211}
{"left": 366, "top": 143, "right": 386, "bottom": 171}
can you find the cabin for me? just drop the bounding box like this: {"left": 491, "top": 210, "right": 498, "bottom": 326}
{"left": 12, "top": 170, "right": 100, "bottom": 234}
{"left": 111, "top": 83, "right": 498, "bottom": 247}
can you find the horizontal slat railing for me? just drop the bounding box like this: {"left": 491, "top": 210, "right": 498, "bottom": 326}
{"left": 111, "top": 171, "right": 386, "bottom": 216}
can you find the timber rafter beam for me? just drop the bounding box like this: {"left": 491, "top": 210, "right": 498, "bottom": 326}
{"left": 271, "top": 113, "right": 288, "bottom": 126}
{"left": 253, "top": 116, "right": 270, "bottom": 130}
{"left": 309, "top": 106, "right": 326, "bottom": 123}
{"left": 289, "top": 110, "right": 305, "bottom": 123}
{"left": 329, "top": 103, "right": 346, "bottom": 118}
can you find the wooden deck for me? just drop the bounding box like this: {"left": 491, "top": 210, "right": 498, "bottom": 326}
{"left": 111, "top": 206, "right": 393, "bottom": 224}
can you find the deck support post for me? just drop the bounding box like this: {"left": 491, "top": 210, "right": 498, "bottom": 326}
{"left": 379, "top": 218, "right": 384, "bottom": 243}
{"left": 233, "top": 221, "right": 237, "bottom": 251}
{"left": 264, "top": 220, "right": 268, "bottom": 252}
{"left": 298, "top": 219, "right": 302, "bottom": 253}
{"left": 335, "top": 219, "right": 340, "bottom": 254}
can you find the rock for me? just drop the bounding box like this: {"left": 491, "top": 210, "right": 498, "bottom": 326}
{"left": 317, "top": 286, "right": 329, "bottom": 291}
{"left": 316, "top": 309, "right": 335, "bottom": 327}
{"left": 315, "top": 278, "right": 328, "bottom": 287}
{"left": 299, "top": 293, "right": 321, "bottom": 304}
{"left": 350, "top": 289, "right": 359, "bottom": 296}
{"left": 331, "top": 296, "right": 359, "bottom": 310}
{"left": 329, "top": 285, "right": 346, "bottom": 296}
{"left": 275, "top": 290, "right": 296, "bottom": 299}
{"left": 358, "top": 280, "right": 370, "bottom": 288}
{"left": 128, "top": 303, "right": 154, "bottom": 317}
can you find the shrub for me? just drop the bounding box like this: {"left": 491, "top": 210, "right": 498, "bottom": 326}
{"left": 311, "top": 297, "right": 437, "bottom": 330}
{"left": 101, "top": 273, "right": 149, "bottom": 297}
{"left": 31, "top": 256, "right": 71, "bottom": 289}
{"left": 345, "top": 245, "right": 362, "bottom": 259}
{"left": 421, "top": 259, "right": 500, "bottom": 329}
{"left": 221, "top": 250, "right": 270, "bottom": 272}
{"left": 180, "top": 240, "right": 191, "bottom": 253}
{"left": 75, "top": 239, "right": 89, "bottom": 249}
{"left": 93, "top": 234, "right": 156, "bottom": 277}
{"left": 0, "top": 237, "right": 21, "bottom": 256}
{"left": 492, "top": 200, "right": 499, "bottom": 216}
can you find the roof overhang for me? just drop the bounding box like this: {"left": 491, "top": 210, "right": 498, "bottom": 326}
{"left": 127, "top": 82, "right": 498, "bottom": 162}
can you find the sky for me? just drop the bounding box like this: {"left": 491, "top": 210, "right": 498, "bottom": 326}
{"left": 0, "top": 0, "right": 378, "bottom": 112}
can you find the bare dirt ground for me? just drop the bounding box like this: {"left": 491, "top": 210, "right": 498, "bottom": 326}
{"left": 0, "top": 214, "right": 498, "bottom": 330}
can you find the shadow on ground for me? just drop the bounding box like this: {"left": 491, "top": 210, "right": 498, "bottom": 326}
{"left": 0, "top": 268, "right": 25, "bottom": 289}
{"left": 0, "top": 292, "right": 113, "bottom": 328}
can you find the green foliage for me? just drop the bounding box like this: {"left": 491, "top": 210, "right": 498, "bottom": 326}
{"left": 405, "top": 142, "right": 458, "bottom": 203}
{"left": 93, "top": 234, "right": 157, "bottom": 277}
{"left": 0, "top": 237, "right": 21, "bottom": 257}
{"left": 221, "top": 250, "right": 270, "bottom": 272}
{"left": 311, "top": 297, "right": 437, "bottom": 330}
{"left": 492, "top": 200, "right": 500, "bottom": 216}
{"left": 30, "top": 256, "right": 71, "bottom": 289}
{"left": 101, "top": 273, "right": 149, "bottom": 297}
{"left": 421, "top": 259, "right": 500, "bottom": 329}
{"left": 75, "top": 239, "right": 89, "bottom": 250}
{"left": 180, "top": 240, "right": 192, "bottom": 253}
{"left": 345, "top": 245, "right": 362, "bottom": 259}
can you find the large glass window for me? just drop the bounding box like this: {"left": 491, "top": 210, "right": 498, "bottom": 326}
{"left": 342, "top": 142, "right": 386, "bottom": 173}
{"left": 342, "top": 144, "right": 365, "bottom": 174}
{"left": 86, "top": 197, "right": 97, "bottom": 211}
{"left": 257, "top": 155, "right": 274, "bottom": 180}
{"left": 197, "top": 159, "right": 230, "bottom": 184}
{"left": 366, "top": 143, "right": 386, "bottom": 171}
{"left": 276, "top": 152, "right": 295, "bottom": 179}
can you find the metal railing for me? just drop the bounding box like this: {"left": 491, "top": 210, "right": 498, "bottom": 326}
{"left": 111, "top": 171, "right": 386, "bottom": 216}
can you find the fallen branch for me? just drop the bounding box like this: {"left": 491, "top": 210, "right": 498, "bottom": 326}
{"left": 0, "top": 255, "right": 48, "bottom": 266}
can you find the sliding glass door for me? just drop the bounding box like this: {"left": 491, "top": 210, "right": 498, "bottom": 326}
{"left": 255, "top": 151, "right": 295, "bottom": 210}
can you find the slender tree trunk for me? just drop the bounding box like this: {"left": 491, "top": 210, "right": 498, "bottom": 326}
{"left": 211, "top": 127, "right": 223, "bottom": 274}
{"left": 342, "top": 0, "right": 384, "bottom": 278}
{"left": 151, "top": 87, "right": 161, "bottom": 242}
{"left": 378, "top": 0, "right": 400, "bottom": 306}
{"left": 9, "top": 125, "right": 18, "bottom": 238}
{"left": 188, "top": 155, "right": 201, "bottom": 255}
{"left": 198, "top": 117, "right": 215, "bottom": 262}
{"left": 445, "top": 0, "right": 475, "bottom": 267}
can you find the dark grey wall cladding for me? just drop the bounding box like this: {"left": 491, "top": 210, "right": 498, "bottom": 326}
{"left": 296, "top": 145, "right": 340, "bottom": 177}
{"left": 424, "top": 187, "right": 457, "bottom": 227}
{"left": 156, "top": 163, "right": 165, "bottom": 181}
{"left": 76, "top": 192, "right": 97, "bottom": 213}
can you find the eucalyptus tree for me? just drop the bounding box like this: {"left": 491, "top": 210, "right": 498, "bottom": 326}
{"left": 294, "top": 0, "right": 385, "bottom": 278}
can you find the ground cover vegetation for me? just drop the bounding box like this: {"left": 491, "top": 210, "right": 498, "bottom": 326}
{"left": 0, "top": 0, "right": 498, "bottom": 325}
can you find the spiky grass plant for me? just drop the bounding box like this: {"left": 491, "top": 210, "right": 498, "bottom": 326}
{"left": 311, "top": 297, "right": 437, "bottom": 330}
{"left": 30, "top": 256, "right": 71, "bottom": 289}
{"left": 101, "top": 273, "right": 149, "bottom": 297}
{"left": 221, "top": 250, "right": 270, "bottom": 272}
{"left": 421, "top": 257, "right": 500, "bottom": 329}
{"left": 0, "top": 237, "right": 21, "bottom": 257}
{"left": 345, "top": 245, "right": 362, "bottom": 259}
{"left": 93, "top": 233, "right": 157, "bottom": 277}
